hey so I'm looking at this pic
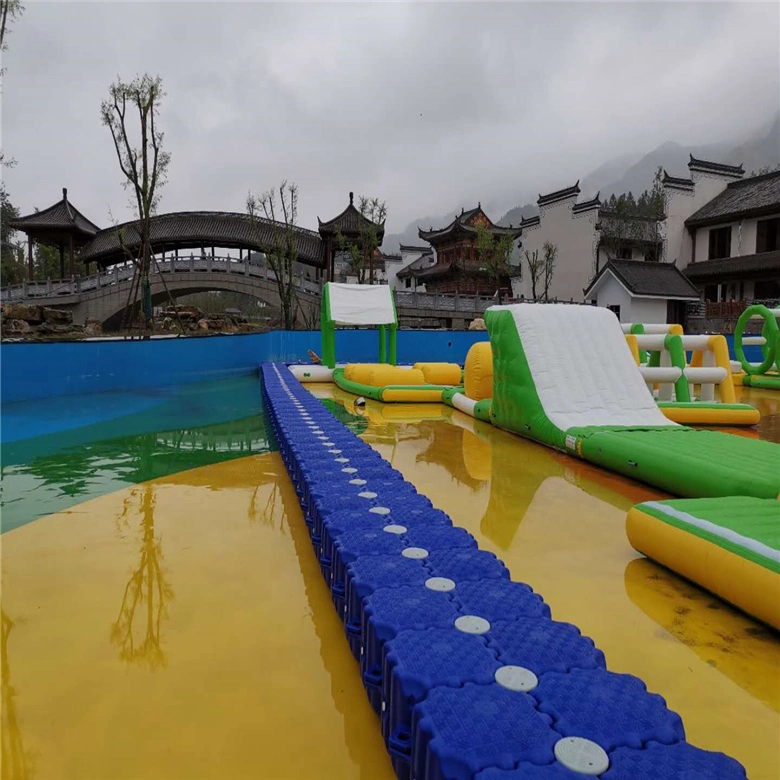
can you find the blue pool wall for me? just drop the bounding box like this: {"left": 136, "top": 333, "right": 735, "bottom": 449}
{"left": 0, "top": 330, "right": 488, "bottom": 403}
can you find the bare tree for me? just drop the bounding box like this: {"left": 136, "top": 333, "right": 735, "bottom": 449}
{"left": 542, "top": 241, "right": 557, "bottom": 301}
{"left": 1, "top": 0, "right": 24, "bottom": 168}
{"left": 337, "top": 196, "right": 386, "bottom": 284}
{"left": 524, "top": 249, "right": 543, "bottom": 301}
{"left": 101, "top": 74, "right": 171, "bottom": 329}
{"left": 247, "top": 181, "right": 299, "bottom": 330}
{"left": 475, "top": 222, "right": 515, "bottom": 303}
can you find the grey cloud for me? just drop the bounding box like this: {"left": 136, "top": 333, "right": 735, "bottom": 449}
{"left": 4, "top": 1, "right": 778, "bottom": 235}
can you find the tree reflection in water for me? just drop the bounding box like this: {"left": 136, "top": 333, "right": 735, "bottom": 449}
{"left": 110, "top": 486, "right": 174, "bottom": 670}
{"left": 1, "top": 610, "right": 34, "bottom": 780}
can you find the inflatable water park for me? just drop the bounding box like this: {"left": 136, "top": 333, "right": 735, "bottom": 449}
{"left": 266, "top": 283, "right": 780, "bottom": 778}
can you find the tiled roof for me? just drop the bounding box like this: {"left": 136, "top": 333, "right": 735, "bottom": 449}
{"left": 79, "top": 211, "right": 325, "bottom": 267}
{"left": 419, "top": 206, "right": 521, "bottom": 244}
{"left": 688, "top": 155, "right": 744, "bottom": 178}
{"left": 573, "top": 193, "right": 601, "bottom": 214}
{"left": 585, "top": 259, "right": 700, "bottom": 299}
{"left": 662, "top": 171, "right": 694, "bottom": 190}
{"left": 520, "top": 215, "right": 540, "bottom": 228}
{"left": 10, "top": 189, "right": 101, "bottom": 237}
{"left": 685, "top": 170, "right": 780, "bottom": 227}
{"left": 537, "top": 182, "right": 580, "bottom": 207}
{"left": 684, "top": 249, "right": 780, "bottom": 280}
{"left": 399, "top": 244, "right": 433, "bottom": 254}
{"left": 397, "top": 254, "right": 438, "bottom": 279}
{"left": 317, "top": 193, "right": 385, "bottom": 240}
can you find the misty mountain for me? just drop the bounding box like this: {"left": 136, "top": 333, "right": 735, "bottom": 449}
{"left": 585, "top": 112, "right": 780, "bottom": 198}
{"left": 384, "top": 114, "right": 779, "bottom": 252}
{"left": 382, "top": 209, "right": 461, "bottom": 253}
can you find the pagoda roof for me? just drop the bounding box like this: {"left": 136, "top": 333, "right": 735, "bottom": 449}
{"left": 10, "top": 188, "right": 101, "bottom": 241}
{"left": 418, "top": 205, "right": 521, "bottom": 244}
{"left": 318, "top": 192, "right": 385, "bottom": 240}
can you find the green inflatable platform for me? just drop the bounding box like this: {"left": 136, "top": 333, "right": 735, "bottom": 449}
{"left": 485, "top": 304, "right": 780, "bottom": 499}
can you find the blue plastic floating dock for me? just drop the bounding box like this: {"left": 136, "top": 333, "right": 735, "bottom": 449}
{"left": 261, "top": 363, "right": 747, "bottom": 780}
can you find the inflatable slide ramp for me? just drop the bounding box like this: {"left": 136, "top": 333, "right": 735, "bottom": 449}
{"left": 485, "top": 304, "right": 780, "bottom": 499}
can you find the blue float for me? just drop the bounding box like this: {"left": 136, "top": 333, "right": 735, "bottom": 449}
{"left": 260, "top": 362, "right": 746, "bottom": 780}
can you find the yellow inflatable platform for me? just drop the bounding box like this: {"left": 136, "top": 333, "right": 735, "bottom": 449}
{"left": 627, "top": 497, "right": 780, "bottom": 630}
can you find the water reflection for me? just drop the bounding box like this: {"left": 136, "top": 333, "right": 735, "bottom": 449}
{"left": 624, "top": 558, "right": 780, "bottom": 712}
{"left": 278, "top": 457, "right": 394, "bottom": 779}
{"left": 2, "top": 413, "right": 273, "bottom": 534}
{"left": 1, "top": 610, "right": 34, "bottom": 780}
{"left": 111, "top": 486, "right": 174, "bottom": 669}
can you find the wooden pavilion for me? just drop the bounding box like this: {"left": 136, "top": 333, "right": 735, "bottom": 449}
{"left": 10, "top": 189, "right": 101, "bottom": 281}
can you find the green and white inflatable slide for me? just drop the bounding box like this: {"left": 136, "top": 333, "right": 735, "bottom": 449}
{"left": 484, "top": 304, "right": 780, "bottom": 499}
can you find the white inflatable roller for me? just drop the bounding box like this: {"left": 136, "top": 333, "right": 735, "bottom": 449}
{"left": 683, "top": 367, "right": 727, "bottom": 383}
{"left": 288, "top": 365, "right": 334, "bottom": 383}
{"left": 452, "top": 392, "right": 477, "bottom": 418}
{"left": 639, "top": 367, "right": 683, "bottom": 383}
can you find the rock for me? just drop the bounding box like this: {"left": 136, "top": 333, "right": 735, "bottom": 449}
{"left": 4, "top": 319, "right": 31, "bottom": 334}
{"left": 469, "top": 318, "right": 487, "bottom": 331}
{"left": 2, "top": 303, "right": 43, "bottom": 323}
{"left": 42, "top": 307, "right": 73, "bottom": 324}
{"left": 84, "top": 323, "right": 101, "bottom": 337}
{"left": 197, "top": 319, "right": 209, "bottom": 331}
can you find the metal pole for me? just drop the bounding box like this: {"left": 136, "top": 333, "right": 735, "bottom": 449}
{"left": 28, "top": 236, "right": 34, "bottom": 281}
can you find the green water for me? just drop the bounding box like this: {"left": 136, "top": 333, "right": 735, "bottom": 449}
{"left": 1, "top": 376, "right": 275, "bottom": 533}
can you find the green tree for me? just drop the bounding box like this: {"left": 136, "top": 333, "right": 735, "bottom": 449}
{"left": 0, "top": 185, "right": 25, "bottom": 286}
{"left": 475, "top": 222, "right": 515, "bottom": 303}
{"left": 34, "top": 243, "right": 62, "bottom": 279}
{"left": 247, "top": 181, "right": 300, "bottom": 330}
{"left": 336, "top": 196, "right": 386, "bottom": 284}
{"left": 101, "top": 74, "right": 171, "bottom": 329}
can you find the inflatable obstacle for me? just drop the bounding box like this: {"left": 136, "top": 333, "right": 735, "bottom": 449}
{"left": 734, "top": 304, "right": 780, "bottom": 390}
{"left": 627, "top": 497, "right": 780, "bottom": 630}
{"left": 442, "top": 341, "right": 493, "bottom": 420}
{"left": 334, "top": 362, "right": 463, "bottom": 403}
{"left": 485, "top": 304, "right": 780, "bottom": 499}
{"left": 623, "top": 324, "right": 759, "bottom": 426}
{"left": 260, "top": 361, "right": 747, "bottom": 780}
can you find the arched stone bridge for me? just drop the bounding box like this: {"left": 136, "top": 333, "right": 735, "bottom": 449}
{"left": 1, "top": 255, "right": 496, "bottom": 329}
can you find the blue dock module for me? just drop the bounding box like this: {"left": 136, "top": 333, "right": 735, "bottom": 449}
{"left": 260, "top": 362, "right": 747, "bottom": 780}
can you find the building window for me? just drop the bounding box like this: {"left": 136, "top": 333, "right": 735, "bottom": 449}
{"left": 617, "top": 247, "right": 633, "bottom": 260}
{"left": 607, "top": 304, "right": 620, "bottom": 319}
{"left": 754, "top": 278, "right": 780, "bottom": 299}
{"left": 704, "top": 284, "right": 718, "bottom": 302}
{"left": 405, "top": 278, "right": 411, "bottom": 289}
{"left": 708, "top": 226, "right": 732, "bottom": 260}
{"left": 756, "top": 218, "right": 780, "bottom": 253}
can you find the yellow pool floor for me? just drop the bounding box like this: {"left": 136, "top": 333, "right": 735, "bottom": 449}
{"left": 2, "top": 385, "right": 779, "bottom": 779}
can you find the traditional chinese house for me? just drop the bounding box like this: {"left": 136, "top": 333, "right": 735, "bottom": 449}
{"left": 415, "top": 205, "right": 521, "bottom": 296}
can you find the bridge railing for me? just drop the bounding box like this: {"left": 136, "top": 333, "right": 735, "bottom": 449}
{"left": 394, "top": 291, "right": 496, "bottom": 313}
{"left": 0, "top": 255, "right": 323, "bottom": 302}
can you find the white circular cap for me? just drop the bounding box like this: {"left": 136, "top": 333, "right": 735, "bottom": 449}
{"left": 401, "top": 547, "right": 428, "bottom": 559}
{"left": 383, "top": 524, "right": 407, "bottom": 534}
{"left": 329, "top": 449, "right": 342, "bottom": 454}
{"left": 342, "top": 467, "right": 358, "bottom": 474}
{"left": 335, "top": 458, "right": 349, "bottom": 463}
{"left": 554, "top": 738, "right": 609, "bottom": 776}
{"left": 349, "top": 479, "right": 367, "bottom": 486}
{"left": 358, "top": 491, "right": 377, "bottom": 499}
{"left": 317, "top": 435, "right": 329, "bottom": 440}
{"left": 369, "top": 506, "right": 390, "bottom": 515}
{"left": 322, "top": 441, "right": 335, "bottom": 447}
{"left": 494, "top": 665, "right": 538, "bottom": 692}
{"left": 454, "top": 615, "right": 491, "bottom": 635}
{"left": 425, "top": 577, "right": 456, "bottom": 592}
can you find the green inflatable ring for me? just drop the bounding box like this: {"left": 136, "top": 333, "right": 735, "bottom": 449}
{"left": 734, "top": 304, "right": 779, "bottom": 375}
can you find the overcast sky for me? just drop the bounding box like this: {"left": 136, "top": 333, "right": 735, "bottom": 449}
{"left": 3, "top": 1, "right": 779, "bottom": 236}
